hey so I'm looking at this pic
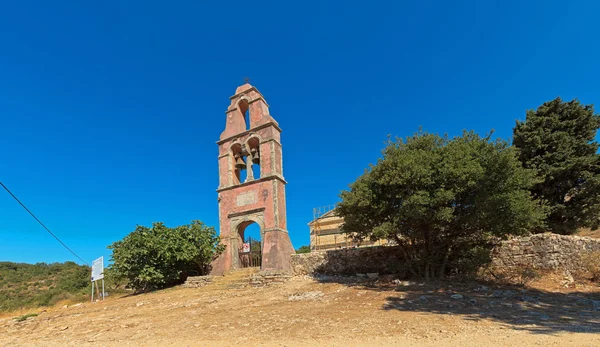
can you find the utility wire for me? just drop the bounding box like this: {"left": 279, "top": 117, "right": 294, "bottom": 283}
{"left": 0, "top": 181, "right": 90, "bottom": 266}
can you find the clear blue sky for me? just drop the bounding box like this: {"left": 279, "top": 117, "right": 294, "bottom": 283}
{"left": 1, "top": 1, "right": 599, "bottom": 265}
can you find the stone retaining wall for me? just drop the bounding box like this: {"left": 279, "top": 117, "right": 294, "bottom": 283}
{"left": 491, "top": 233, "right": 600, "bottom": 270}
{"left": 291, "top": 233, "right": 600, "bottom": 276}
{"left": 250, "top": 270, "right": 292, "bottom": 287}
{"left": 182, "top": 275, "right": 213, "bottom": 288}
{"left": 291, "top": 246, "right": 406, "bottom": 276}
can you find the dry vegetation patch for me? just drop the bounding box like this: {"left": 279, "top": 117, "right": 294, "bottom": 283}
{"left": 0, "top": 270, "right": 599, "bottom": 346}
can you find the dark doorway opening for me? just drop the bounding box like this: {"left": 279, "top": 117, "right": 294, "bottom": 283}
{"left": 238, "top": 222, "right": 261, "bottom": 268}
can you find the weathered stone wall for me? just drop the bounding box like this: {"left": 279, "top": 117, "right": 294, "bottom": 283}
{"left": 291, "top": 246, "right": 406, "bottom": 276}
{"left": 292, "top": 233, "right": 600, "bottom": 277}
{"left": 491, "top": 233, "right": 600, "bottom": 270}
{"left": 250, "top": 270, "right": 292, "bottom": 287}
{"left": 182, "top": 275, "right": 213, "bottom": 288}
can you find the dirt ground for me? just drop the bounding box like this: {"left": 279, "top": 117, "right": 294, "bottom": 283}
{"left": 1, "top": 268, "right": 600, "bottom": 347}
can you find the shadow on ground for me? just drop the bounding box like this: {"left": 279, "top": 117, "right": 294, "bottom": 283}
{"left": 314, "top": 274, "right": 600, "bottom": 334}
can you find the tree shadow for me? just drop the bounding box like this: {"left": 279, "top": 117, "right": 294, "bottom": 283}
{"left": 314, "top": 274, "right": 600, "bottom": 334}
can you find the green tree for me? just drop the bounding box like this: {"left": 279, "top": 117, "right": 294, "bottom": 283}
{"left": 108, "top": 220, "right": 224, "bottom": 292}
{"left": 295, "top": 245, "right": 311, "bottom": 254}
{"left": 337, "top": 130, "right": 546, "bottom": 279}
{"left": 513, "top": 98, "right": 600, "bottom": 234}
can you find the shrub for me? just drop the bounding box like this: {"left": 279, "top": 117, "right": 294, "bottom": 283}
{"left": 580, "top": 251, "right": 600, "bottom": 281}
{"left": 14, "top": 313, "right": 38, "bottom": 322}
{"left": 295, "top": 245, "right": 311, "bottom": 254}
{"left": 108, "top": 220, "right": 224, "bottom": 292}
{"left": 338, "top": 130, "right": 547, "bottom": 279}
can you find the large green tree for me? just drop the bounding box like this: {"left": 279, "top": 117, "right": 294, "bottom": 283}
{"left": 108, "top": 220, "right": 224, "bottom": 292}
{"left": 513, "top": 98, "right": 600, "bottom": 234}
{"left": 337, "top": 131, "right": 546, "bottom": 279}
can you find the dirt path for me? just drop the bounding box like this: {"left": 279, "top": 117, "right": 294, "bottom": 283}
{"left": 1, "top": 271, "right": 599, "bottom": 346}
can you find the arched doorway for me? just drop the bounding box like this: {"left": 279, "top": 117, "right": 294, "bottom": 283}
{"left": 237, "top": 221, "right": 262, "bottom": 268}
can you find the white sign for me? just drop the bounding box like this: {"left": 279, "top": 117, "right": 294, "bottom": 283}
{"left": 242, "top": 243, "right": 251, "bottom": 253}
{"left": 91, "top": 256, "right": 104, "bottom": 281}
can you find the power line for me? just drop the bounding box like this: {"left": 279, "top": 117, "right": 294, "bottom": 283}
{"left": 0, "top": 181, "right": 90, "bottom": 266}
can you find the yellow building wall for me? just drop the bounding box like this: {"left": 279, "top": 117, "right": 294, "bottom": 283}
{"left": 309, "top": 215, "right": 388, "bottom": 251}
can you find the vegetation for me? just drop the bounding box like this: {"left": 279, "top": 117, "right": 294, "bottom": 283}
{"left": 580, "top": 251, "right": 600, "bottom": 282}
{"left": 513, "top": 98, "right": 600, "bottom": 234}
{"left": 108, "top": 220, "right": 224, "bottom": 293}
{"left": 337, "top": 130, "right": 546, "bottom": 279}
{"left": 295, "top": 245, "right": 311, "bottom": 254}
{"left": 13, "top": 313, "right": 38, "bottom": 322}
{"left": 0, "top": 261, "right": 90, "bottom": 312}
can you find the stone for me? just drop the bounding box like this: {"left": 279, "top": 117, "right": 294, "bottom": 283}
{"left": 366, "top": 272, "right": 379, "bottom": 279}
{"left": 288, "top": 291, "right": 324, "bottom": 301}
{"left": 291, "top": 247, "right": 407, "bottom": 277}
{"left": 491, "top": 290, "right": 503, "bottom": 298}
{"left": 450, "top": 294, "right": 463, "bottom": 300}
{"left": 250, "top": 270, "right": 292, "bottom": 287}
{"left": 491, "top": 290, "right": 515, "bottom": 299}
{"left": 182, "top": 276, "right": 213, "bottom": 288}
{"left": 538, "top": 314, "right": 551, "bottom": 321}
{"left": 501, "top": 290, "right": 516, "bottom": 298}
{"left": 519, "top": 296, "right": 538, "bottom": 303}
{"left": 491, "top": 233, "right": 600, "bottom": 271}
{"left": 291, "top": 232, "right": 600, "bottom": 279}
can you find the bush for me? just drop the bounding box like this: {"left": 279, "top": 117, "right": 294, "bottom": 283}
{"left": 108, "top": 220, "right": 224, "bottom": 293}
{"left": 580, "top": 251, "right": 600, "bottom": 281}
{"left": 14, "top": 313, "right": 38, "bottom": 322}
{"left": 295, "top": 245, "right": 311, "bottom": 254}
{"left": 337, "top": 130, "right": 547, "bottom": 279}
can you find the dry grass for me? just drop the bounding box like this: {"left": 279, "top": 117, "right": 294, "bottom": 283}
{"left": 580, "top": 251, "right": 600, "bottom": 282}
{"left": 577, "top": 228, "right": 600, "bottom": 238}
{"left": 1, "top": 270, "right": 600, "bottom": 346}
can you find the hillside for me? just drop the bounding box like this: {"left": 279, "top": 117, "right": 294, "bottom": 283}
{"left": 1, "top": 269, "right": 599, "bottom": 346}
{"left": 0, "top": 262, "right": 90, "bottom": 312}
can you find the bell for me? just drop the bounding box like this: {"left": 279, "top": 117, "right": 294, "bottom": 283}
{"left": 235, "top": 155, "right": 246, "bottom": 170}
{"left": 251, "top": 148, "right": 260, "bottom": 164}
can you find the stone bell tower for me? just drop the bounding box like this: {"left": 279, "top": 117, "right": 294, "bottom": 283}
{"left": 211, "top": 83, "right": 295, "bottom": 275}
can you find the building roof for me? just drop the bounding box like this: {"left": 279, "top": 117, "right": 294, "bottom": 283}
{"left": 308, "top": 208, "right": 341, "bottom": 226}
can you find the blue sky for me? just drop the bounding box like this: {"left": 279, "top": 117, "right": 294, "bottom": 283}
{"left": 1, "top": 1, "right": 599, "bottom": 265}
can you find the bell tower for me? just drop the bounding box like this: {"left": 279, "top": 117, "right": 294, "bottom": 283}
{"left": 211, "top": 83, "right": 295, "bottom": 275}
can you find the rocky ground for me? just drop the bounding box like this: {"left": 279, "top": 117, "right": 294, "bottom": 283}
{"left": 1, "top": 268, "right": 599, "bottom": 346}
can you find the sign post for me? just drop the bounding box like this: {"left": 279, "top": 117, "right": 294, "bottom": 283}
{"left": 91, "top": 256, "right": 105, "bottom": 302}
{"left": 242, "top": 242, "right": 250, "bottom": 253}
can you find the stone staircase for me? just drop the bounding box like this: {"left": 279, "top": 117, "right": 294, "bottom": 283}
{"left": 183, "top": 267, "right": 291, "bottom": 290}
{"left": 210, "top": 267, "right": 260, "bottom": 289}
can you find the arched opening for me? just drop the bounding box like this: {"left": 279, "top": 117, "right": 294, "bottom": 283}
{"left": 247, "top": 137, "right": 261, "bottom": 179}
{"left": 231, "top": 143, "right": 248, "bottom": 184}
{"left": 238, "top": 99, "right": 250, "bottom": 130}
{"left": 237, "top": 221, "right": 262, "bottom": 268}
